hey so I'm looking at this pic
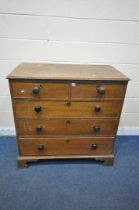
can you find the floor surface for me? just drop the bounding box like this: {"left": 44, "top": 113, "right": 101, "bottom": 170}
{"left": 0, "top": 136, "right": 139, "bottom": 210}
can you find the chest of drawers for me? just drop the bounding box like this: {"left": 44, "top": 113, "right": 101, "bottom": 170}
{"left": 7, "top": 63, "right": 129, "bottom": 168}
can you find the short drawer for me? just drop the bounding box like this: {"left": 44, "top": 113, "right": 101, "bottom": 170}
{"left": 71, "top": 82, "right": 127, "bottom": 99}
{"left": 17, "top": 118, "right": 119, "bottom": 136}
{"left": 14, "top": 100, "right": 123, "bottom": 118}
{"left": 19, "top": 137, "right": 114, "bottom": 156}
{"left": 10, "top": 81, "right": 69, "bottom": 99}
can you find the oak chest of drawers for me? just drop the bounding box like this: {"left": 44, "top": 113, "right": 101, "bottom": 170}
{"left": 7, "top": 63, "right": 129, "bottom": 167}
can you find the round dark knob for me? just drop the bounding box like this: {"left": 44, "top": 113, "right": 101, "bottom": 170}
{"left": 91, "top": 144, "right": 98, "bottom": 150}
{"left": 34, "top": 105, "right": 42, "bottom": 112}
{"left": 37, "top": 144, "right": 45, "bottom": 151}
{"left": 32, "top": 86, "right": 41, "bottom": 94}
{"left": 93, "top": 125, "right": 101, "bottom": 132}
{"left": 97, "top": 86, "right": 105, "bottom": 95}
{"left": 95, "top": 105, "right": 101, "bottom": 112}
{"left": 36, "top": 125, "right": 43, "bottom": 132}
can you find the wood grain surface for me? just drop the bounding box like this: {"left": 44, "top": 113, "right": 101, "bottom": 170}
{"left": 10, "top": 80, "right": 127, "bottom": 99}
{"left": 19, "top": 137, "right": 114, "bottom": 156}
{"left": 7, "top": 63, "right": 129, "bottom": 166}
{"left": 11, "top": 80, "right": 69, "bottom": 99}
{"left": 17, "top": 118, "right": 119, "bottom": 136}
{"left": 14, "top": 100, "right": 123, "bottom": 118}
{"left": 7, "top": 63, "right": 129, "bottom": 81}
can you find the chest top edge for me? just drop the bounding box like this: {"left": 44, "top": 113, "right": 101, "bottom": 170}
{"left": 6, "top": 63, "right": 130, "bottom": 81}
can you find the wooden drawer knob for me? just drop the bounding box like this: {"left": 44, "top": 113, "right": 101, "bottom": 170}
{"left": 93, "top": 125, "right": 101, "bottom": 132}
{"left": 32, "top": 86, "right": 41, "bottom": 94}
{"left": 36, "top": 125, "right": 43, "bottom": 132}
{"left": 37, "top": 144, "right": 45, "bottom": 151}
{"left": 34, "top": 105, "right": 42, "bottom": 112}
{"left": 95, "top": 105, "right": 101, "bottom": 112}
{"left": 97, "top": 86, "right": 105, "bottom": 95}
{"left": 91, "top": 144, "right": 98, "bottom": 150}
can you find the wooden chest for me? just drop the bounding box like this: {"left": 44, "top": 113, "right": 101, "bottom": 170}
{"left": 7, "top": 63, "right": 129, "bottom": 167}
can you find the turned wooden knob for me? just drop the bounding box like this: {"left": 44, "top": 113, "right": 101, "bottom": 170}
{"left": 34, "top": 105, "right": 42, "bottom": 112}
{"left": 93, "top": 125, "right": 101, "bottom": 132}
{"left": 95, "top": 105, "right": 101, "bottom": 112}
{"left": 32, "top": 86, "right": 41, "bottom": 94}
{"left": 36, "top": 125, "right": 43, "bottom": 132}
{"left": 91, "top": 144, "right": 98, "bottom": 150}
{"left": 97, "top": 86, "right": 105, "bottom": 95}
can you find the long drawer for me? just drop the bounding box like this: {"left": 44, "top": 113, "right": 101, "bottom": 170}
{"left": 14, "top": 100, "right": 123, "bottom": 118}
{"left": 17, "top": 118, "right": 119, "bottom": 136}
{"left": 19, "top": 137, "right": 114, "bottom": 156}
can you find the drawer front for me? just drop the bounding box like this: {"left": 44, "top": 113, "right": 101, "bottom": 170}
{"left": 71, "top": 82, "right": 127, "bottom": 99}
{"left": 10, "top": 81, "right": 127, "bottom": 99}
{"left": 17, "top": 118, "right": 119, "bottom": 136}
{"left": 14, "top": 101, "right": 122, "bottom": 118}
{"left": 11, "top": 81, "right": 69, "bottom": 99}
{"left": 19, "top": 137, "right": 114, "bottom": 156}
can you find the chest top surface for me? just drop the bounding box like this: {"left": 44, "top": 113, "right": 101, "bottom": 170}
{"left": 7, "top": 63, "right": 129, "bottom": 81}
